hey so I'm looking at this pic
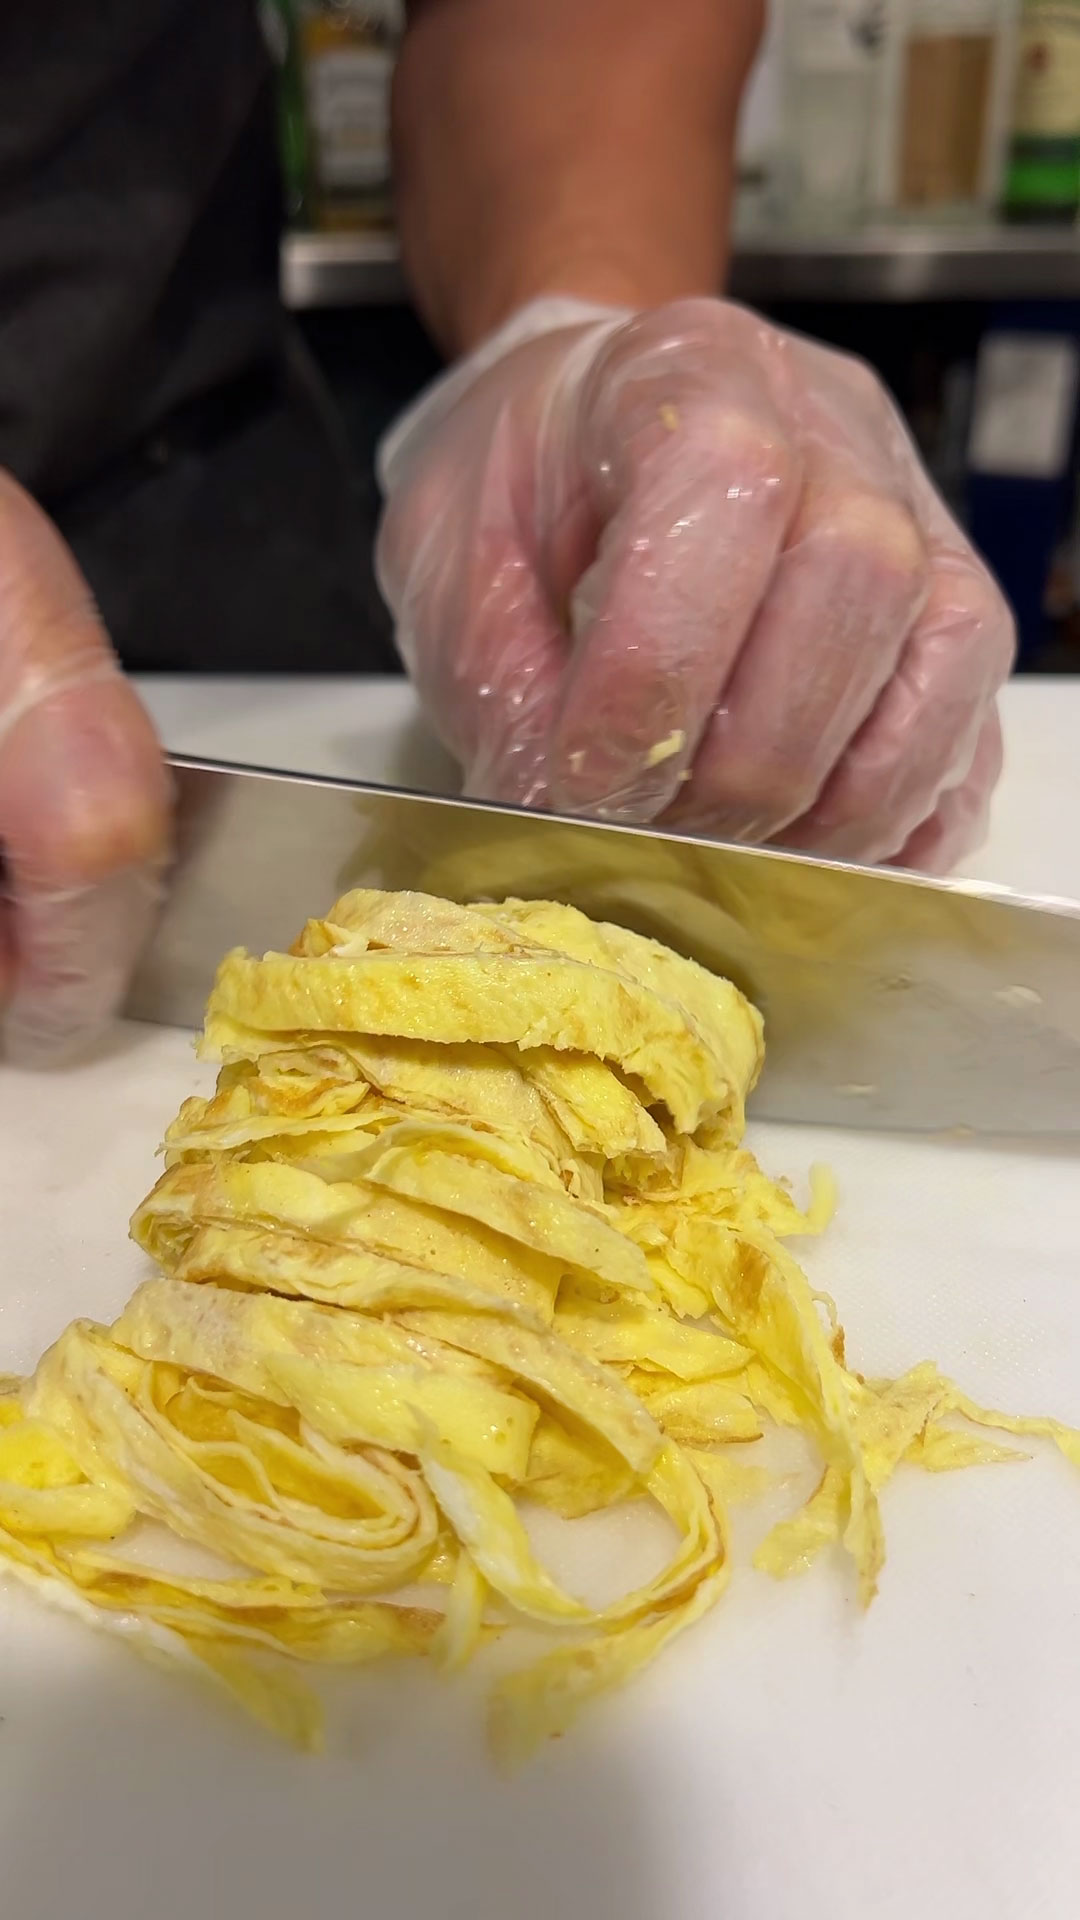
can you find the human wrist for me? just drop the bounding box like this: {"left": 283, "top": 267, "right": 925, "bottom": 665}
{"left": 377, "top": 297, "right": 629, "bottom": 495}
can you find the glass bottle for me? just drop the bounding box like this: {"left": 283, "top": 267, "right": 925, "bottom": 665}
{"left": 883, "top": 0, "right": 1018, "bottom": 216}
{"left": 778, "top": 0, "right": 888, "bottom": 226}
{"left": 1003, "top": 0, "right": 1080, "bottom": 220}
{"left": 261, "top": 0, "right": 311, "bottom": 225}
{"left": 299, "top": 1, "right": 403, "bottom": 233}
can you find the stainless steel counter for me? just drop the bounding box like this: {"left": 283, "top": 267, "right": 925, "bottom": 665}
{"left": 281, "top": 221, "right": 1080, "bottom": 309}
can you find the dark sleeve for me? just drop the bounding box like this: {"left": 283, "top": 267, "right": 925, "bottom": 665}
{"left": 0, "top": 0, "right": 282, "bottom": 499}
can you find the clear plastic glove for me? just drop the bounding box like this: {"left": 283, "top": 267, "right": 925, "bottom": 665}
{"left": 0, "top": 473, "right": 171, "bottom": 1064}
{"left": 377, "top": 297, "right": 1014, "bottom": 872}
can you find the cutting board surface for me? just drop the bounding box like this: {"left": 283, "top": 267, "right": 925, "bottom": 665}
{"left": 2, "top": 1025, "right": 1079, "bottom": 1920}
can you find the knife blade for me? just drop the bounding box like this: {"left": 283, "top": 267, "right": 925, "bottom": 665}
{"left": 124, "top": 753, "right": 1080, "bottom": 1133}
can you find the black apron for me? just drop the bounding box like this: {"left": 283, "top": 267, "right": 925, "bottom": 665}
{"left": 0, "top": 0, "right": 399, "bottom": 672}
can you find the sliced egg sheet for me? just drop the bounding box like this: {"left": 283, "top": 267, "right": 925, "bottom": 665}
{"left": 2, "top": 887, "right": 1077, "bottom": 1764}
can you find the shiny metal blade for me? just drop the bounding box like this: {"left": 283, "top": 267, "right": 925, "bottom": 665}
{"left": 125, "top": 753, "right": 1080, "bottom": 1133}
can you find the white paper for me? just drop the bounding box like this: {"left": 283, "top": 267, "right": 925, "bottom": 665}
{"left": 968, "top": 332, "right": 1080, "bottom": 479}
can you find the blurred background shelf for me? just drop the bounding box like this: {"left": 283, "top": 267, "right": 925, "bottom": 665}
{"left": 282, "top": 221, "right": 1080, "bottom": 310}
{"left": 283, "top": 230, "right": 404, "bottom": 308}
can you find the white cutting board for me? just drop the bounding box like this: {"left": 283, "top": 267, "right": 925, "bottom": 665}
{"left": 3, "top": 679, "right": 1080, "bottom": 1920}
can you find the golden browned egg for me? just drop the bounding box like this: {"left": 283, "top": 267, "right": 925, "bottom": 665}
{"left": 0, "top": 890, "right": 1077, "bottom": 1762}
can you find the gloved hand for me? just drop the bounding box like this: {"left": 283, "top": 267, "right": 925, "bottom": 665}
{"left": 0, "top": 472, "right": 171, "bottom": 1063}
{"left": 377, "top": 297, "right": 1014, "bottom": 872}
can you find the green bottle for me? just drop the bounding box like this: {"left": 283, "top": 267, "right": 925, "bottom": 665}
{"left": 260, "top": 0, "right": 312, "bottom": 226}
{"left": 1004, "top": 1, "right": 1080, "bottom": 221}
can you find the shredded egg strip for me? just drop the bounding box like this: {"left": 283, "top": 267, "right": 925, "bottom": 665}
{"left": 0, "top": 889, "right": 1077, "bottom": 1764}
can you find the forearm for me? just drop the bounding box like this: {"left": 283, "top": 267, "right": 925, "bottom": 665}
{"left": 393, "top": 0, "right": 763, "bottom": 355}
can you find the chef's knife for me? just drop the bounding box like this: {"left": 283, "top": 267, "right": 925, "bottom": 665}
{"left": 125, "top": 753, "right": 1080, "bottom": 1134}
